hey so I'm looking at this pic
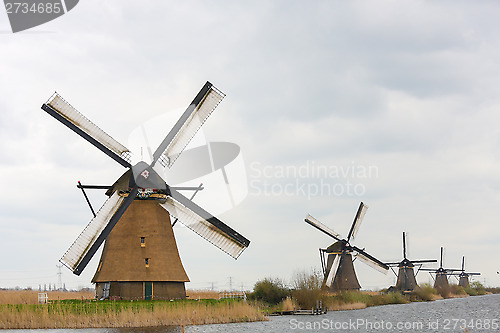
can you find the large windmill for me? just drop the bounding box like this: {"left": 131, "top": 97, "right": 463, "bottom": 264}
{"left": 385, "top": 232, "right": 436, "bottom": 292}
{"left": 42, "top": 82, "right": 250, "bottom": 300}
{"left": 451, "top": 256, "right": 480, "bottom": 288}
{"left": 420, "top": 247, "right": 460, "bottom": 292}
{"left": 304, "top": 202, "right": 389, "bottom": 292}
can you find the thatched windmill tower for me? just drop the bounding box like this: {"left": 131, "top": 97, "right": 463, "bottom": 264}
{"left": 421, "top": 247, "right": 460, "bottom": 292}
{"left": 386, "top": 232, "right": 436, "bottom": 292}
{"left": 304, "top": 202, "right": 389, "bottom": 292}
{"left": 91, "top": 200, "right": 189, "bottom": 299}
{"left": 42, "top": 82, "right": 250, "bottom": 300}
{"left": 452, "top": 256, "right": 480, "bottom": 288}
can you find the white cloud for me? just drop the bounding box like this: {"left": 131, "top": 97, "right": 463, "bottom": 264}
{"left": 1, "top": 0, "right": 500, "bottom": 290}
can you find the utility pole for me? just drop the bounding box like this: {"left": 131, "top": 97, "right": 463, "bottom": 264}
{"left": 56, "top": 264, "right": 63, "bottom": 290}
{"left": 229, "top": 277, "right": 233, "bottom": 291}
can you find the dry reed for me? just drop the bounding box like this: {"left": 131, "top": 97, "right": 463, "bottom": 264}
{"left": 0, "top": 299, "right": 266, "bottom": 329}
{"left": 185, "top": 289, "right": 220, "bottom": 300}
{"left": 279, "top": 297, "right": 297, "bottom": 312}
{"left": 327, "top": 302, "right": 367, "bottom": 311}
{"left": 0, "top": 290, "right": 94, "bottom": 305}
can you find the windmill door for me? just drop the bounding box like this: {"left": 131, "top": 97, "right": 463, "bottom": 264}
{"left": 144, "top": 282, "right": 153, "bottom": 300}
{"left": 102, "top": 282, "right": 110, "bottom": 299}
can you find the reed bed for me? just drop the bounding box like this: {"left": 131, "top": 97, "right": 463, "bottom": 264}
{"left": 322, "top": 290, "right": 408, "bottom": 311}
{"left": 185, "top": 289, "right": 220, "bottom": 300}
{"left": 328, "top": 302, "right": 366, "bottom": 311}
{"left": 0, "top": 290, "right": 94, "bottom": 305}
{"left": 0, "top": 299, "right": 266, "bottom": 329}
{"left": 279, "top": 297, "right": 297, "bottom": 312}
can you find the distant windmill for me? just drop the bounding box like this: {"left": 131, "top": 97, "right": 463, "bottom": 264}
{"left": 385, "top": 232, "right": 436, "bottom": 292}
{"left": 42, "top": 82, "right": 250, "bottom": 300}
{"left": 305, "top": 202, "right": 389, "bottom": 292}
{"left": 420, "top": 247, "right": 460, "bottom": 291}
{"left": 451, "top": 256, "right": 480, "bottom": 288}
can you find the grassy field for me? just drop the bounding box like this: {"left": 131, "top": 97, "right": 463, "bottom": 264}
{"left": 0, "top": 290, "right": 265, "bottom": 329}
{"left": 0, "top": 289, "right": 230, "bottom": 304}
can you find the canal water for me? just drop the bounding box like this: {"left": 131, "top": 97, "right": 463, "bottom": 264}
{"left": 8, "top": 294, "right": 500, "bottom": 333}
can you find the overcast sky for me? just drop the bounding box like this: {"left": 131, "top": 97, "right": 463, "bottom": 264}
{"left": 1, "top": 0, "right": 499, "bottom": 291}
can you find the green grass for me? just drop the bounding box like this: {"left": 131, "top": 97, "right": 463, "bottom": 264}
{"left": 464, "top": 281, "right": 487, "bottom": 296}
{"left": 1, "top": 298, "right": 242, "bottom": 315}
{"left": 0, "top": 298, "right": 266, "bottom": 329}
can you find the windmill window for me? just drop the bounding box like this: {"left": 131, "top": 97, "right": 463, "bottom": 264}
{"left": 140, "top": 237, "right": 146, "bottom": 247}
{"left": 145, "top": 258, "right": 149, "bottom": 268}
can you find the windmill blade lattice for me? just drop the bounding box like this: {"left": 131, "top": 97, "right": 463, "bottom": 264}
{"left": 305, "top": 214, "right": 341, "bottom": 240}
{"left": 152, "top": 82, "right": 225, "bottom": 168}
{"left": 42, "top": 93, "right": 132, "bottom": 168}
{"left": 347, "top": 202, "right": 368, "bottom": 241}
{"left": 161, "top": 188, "right": 250, "bottom": 259}
{"left": 60, "top": 188, "right": 139, "bottom": 275}
{"left": 352, "top": 246, "right": 389, "bottom": 273}
{"left": 44, "top": 81, "right": 250, "bottom": 279}
{"left": 325, "top": 253, "right": 342, "bottom": 288}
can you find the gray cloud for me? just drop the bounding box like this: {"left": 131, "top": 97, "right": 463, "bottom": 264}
{"left": 1, "top": 0, "right": 499, "bottom": 290}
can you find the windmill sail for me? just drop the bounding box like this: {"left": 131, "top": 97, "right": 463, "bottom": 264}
{"left": 347, "top": 202, "right": 367, "bottom": 241}
{"left": 412, "top": 259, "right": 438, "bottom": 264}
{"left": 305, "top": 214, "right": 341, "bottom": 240}
{"left": 42, "top": 93, "right": 131, "bottom": 167}
{"left": 325, "top": 254, "right": 341, "bottom": 288}
{"left": 60, "top": 188, "right": 138, "bottom": 275}
{"left": 152, "top": 82, "right": 225, "bottom": 168}
{"left": 353, "top": 246, "right": 389, "bottom": 273}
{"left": 45, "top": 81, "right": 250, "bottom": 289}
{"left": 402, "top": 232, "right": 407, "bottom": 259}
{"left": 386, "top": 232, "right": 437, "bottom": 267}
{"left": 457, "top": 256, "right": 480, "bottom": 276}
{"left": 160, "top": 188, "right": 249, "bottom": 259}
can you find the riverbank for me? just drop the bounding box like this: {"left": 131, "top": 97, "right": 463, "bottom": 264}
{"left": 1, "top": 284, "right": 496, "bottom": 329}
{"left": 261, "top": 282, "right": 499, "bottom": 316}
{"left": 0, "top": 297, "right": 266, "bottom": 329}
